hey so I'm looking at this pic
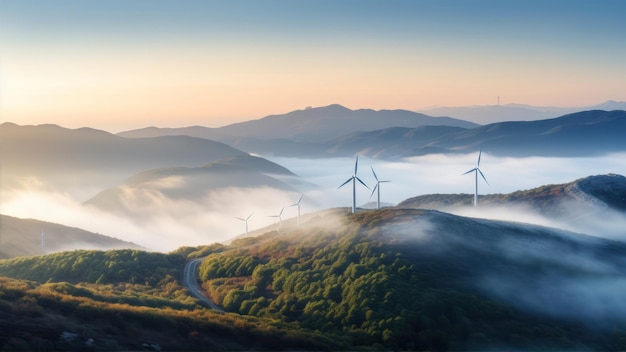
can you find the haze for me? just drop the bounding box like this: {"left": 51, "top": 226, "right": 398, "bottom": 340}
{"left": 2, "top": 1, "right": 626, "bottom": 132}
{"left": 2, "top": 152, "right": 625, "bottom": 251}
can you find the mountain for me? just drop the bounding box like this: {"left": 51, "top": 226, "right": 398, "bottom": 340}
{"left": 4, "top": 209, "right": 626, "bottom": 350}
{"left": 0, "top": 214, "right": 143, "bottom": 259}
{"left": 323, "top": 125, "right": 466, "bottom": 158}
{"left": 197, "top": 208, "right": 626, "bottom": 350}
{"left": 398, "top": 174, "right": 626, "bottom": 240}
{"left": 419, "top": 100, "right": 626, "bottom": 124}
{"left": 84, "top": 155, "right": 302, "bottom": 217}
{"left": 0, "top": 122, "right": 249, "bottom": 191}
{"left": 119, "top": 109, "right": 626, "bottom": 159}
{"left": 118, "top": 104, "right": 479, "bottom": 143}
{"left": 399, "top": 174, "right": 626, "bottom": 212}
{"left": 332, "top": 109, "right": 626, "bottom": 158}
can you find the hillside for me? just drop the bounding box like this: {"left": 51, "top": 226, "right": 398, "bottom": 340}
{"left": 83, "top": 155, "right": 302, "bottom": 217}
{"left": 0, "top": 122, "right": 249, "bottom": 191}
{"left": 196, "top": 208, "right": 626, "bottom": 350}
{"left": 0, "top": 215, "right": 143, "bottom": 259}
{"left": 0, "top": 248, "right": 336, "bottom": 350}
{"left": 3, "top": 209, "right": 626, "bottom": 349}
{"left": 399, "top": 174, "right": 626, "bottom": 214}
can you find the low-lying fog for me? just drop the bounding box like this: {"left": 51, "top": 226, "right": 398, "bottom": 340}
{"left": 2, "top": 152, "right": 625, "bottom": 252}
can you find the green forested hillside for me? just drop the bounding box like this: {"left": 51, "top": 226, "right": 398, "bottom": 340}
{"left": 0, "top": 248, "right": 339, "bottom": 350}
{"left": 3, "top": 209, "right": 626, "bottom": 350}
{"left": 198, "top": 208, "right": 626, "bottom": 351}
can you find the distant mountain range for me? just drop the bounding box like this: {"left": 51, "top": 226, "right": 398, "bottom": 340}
{"left": 0, "top": 122, "right": 251, "bottom": 191}
{"left": 0, "top": 214, "right": 143, "bottom": 259}
{"left": 117, "top": 106, "right": 626, "bottom": 159}
{"left": 419, "top": 100, "right": 626, "bottom": 124}
{"left": 355, "top": 109, "right": 626, "bottom": 158}
{"left": 118, "top": 104, "right": 478, "bottom": 143}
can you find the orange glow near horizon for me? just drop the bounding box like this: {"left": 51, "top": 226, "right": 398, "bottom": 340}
{"left": 1, "top": 36, "right": 625, "bottom": 132}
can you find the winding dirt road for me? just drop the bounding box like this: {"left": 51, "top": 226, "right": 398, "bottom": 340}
{"left": 182, "top": 258, "right": 225, "bottom": 313}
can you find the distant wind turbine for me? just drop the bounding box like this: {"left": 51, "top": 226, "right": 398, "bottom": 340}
{"left": 40, "top": 229, "right": 45, "bottom": 249}
{"left": 338, "top": 156, "right": 370, "bottom": 213}
{"left": 289, "top": 194, "right": 304, "bottom": 226}
{"left": 462, "top": 148, "right": 489, "bottom": 206}
{"left": 235, "top": 213, "right": 253, "bottom": 237}
{"left": 370, "top": 166, "right": 390, "bottom": 209}
{"left": 269, "top": 207, "right": 285, "bottom": 232}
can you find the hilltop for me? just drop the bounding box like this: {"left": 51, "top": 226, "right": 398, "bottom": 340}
{"left": 399, "top": 174, "right": 626, "bottom": 214}
{"left": 4, "top": 208, "right": 626, "bottom": 349}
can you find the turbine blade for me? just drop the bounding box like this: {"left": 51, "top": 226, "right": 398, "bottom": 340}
{"left": 356, "top": 176, "right": 370, "bottom": 190}
{"left": 478, "top": 168, "right": 489, "bottom": 185}
{"left": 246, "top": 213, "right": 254, "bottom": 220}
{"left": 235, "top": 217, "right": 245, "bottom": 221}
{"left": 370, "top": 183, "right": 378, "bottom": 198}
{"left": 338, "top": 178, "right": 352, "bottom": 188}
{"left": 462, "top": 168, "right": 477, "bottom": 175}
{"left": 371, "top": 166, "right": 379, "bottom": 182}
{"left": 381, "top": 180, "right": 391, "bottom": 183}
{"left": 279, "top": 207, "right": 285, "bottom": 216}
{"left": 477, "top": 147, "right": 483, "bottom": 167}
{"left": 297, "top": 194, "right": 303, "bottom": 204}
{"left": 354, "top": 155, "right": 359, "bottom": 175}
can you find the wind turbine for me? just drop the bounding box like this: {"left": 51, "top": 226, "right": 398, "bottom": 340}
{"left": 289, "top": 194, "right": 304, "bottom": 226}
{"left": 269, "top": 207, "right": 285, "bottom": 232}
{"left": 370, "top": 166, "right": 390, "bottom": 209}
{"left": 338, "top": 156, "right": 370, "bottom": 213}
{"left": 235, "top": 213, "right": 253, "bottom": 237}
{"left": 462, "top": 148, "right": 489, "bottom": 206}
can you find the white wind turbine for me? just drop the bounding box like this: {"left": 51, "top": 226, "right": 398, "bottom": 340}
{"left": 289, "top": 194, "right": 304, "bottom": 226}
{"left": 462, "top": 148, "right": 489, "bottom": 206}
{"left": 235, "top": 213, "right": 253, "bottom": 237}
{"left": 370, "top": 166, "right": 390, "bottom": 209}
{"left": 338, "top": 156, "right": 370, "bottom": 213}
{"left": 269, "top": 207, "right": 285, "bottom": 232}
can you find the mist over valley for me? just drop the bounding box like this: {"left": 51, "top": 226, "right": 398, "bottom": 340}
{"left": 2, "top": 105, "right": 626, "bottom": 350}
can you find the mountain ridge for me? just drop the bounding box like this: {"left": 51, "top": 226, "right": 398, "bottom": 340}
{"left": 0, "top": 214, "right": 144, "bottom": 259}
{"left": 118, "top": 104, "right": 478, "bottom": 143}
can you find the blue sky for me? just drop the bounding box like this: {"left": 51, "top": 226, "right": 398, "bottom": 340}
{"left": 1, "top": 0, "right": 625, "bottom": 131}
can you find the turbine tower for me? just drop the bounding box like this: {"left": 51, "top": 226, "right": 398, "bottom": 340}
{"left": 269, "top": 207, "right": 285, "bottom": 232}
{"left": 462, "top": 148, "right": 489, "bottom": 206}
{"left": 40, "top": 229, "right": 45, "bottom": 249}
{"left": 289, "top": 194, "right": 304, "bottom": 226}
{"left": 338, "top": 156, "right": 370, "bottom": 213}
{"left": 235, "top": 213, "right": 253, "bottom": 237}
{"left": 370, "top": 166, "right": 390, "bottom": 209}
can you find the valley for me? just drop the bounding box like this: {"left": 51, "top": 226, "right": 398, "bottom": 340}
{"left": 1, "top": 104, "right": 626, "bottom": 350}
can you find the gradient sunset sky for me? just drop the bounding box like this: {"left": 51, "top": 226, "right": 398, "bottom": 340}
{"left": 1, "top": 0, "right": 625, "bottom": 132}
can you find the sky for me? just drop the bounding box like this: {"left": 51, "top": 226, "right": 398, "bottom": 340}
{"left": 1, "top": 0, "right": 626, "bottom": 132}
